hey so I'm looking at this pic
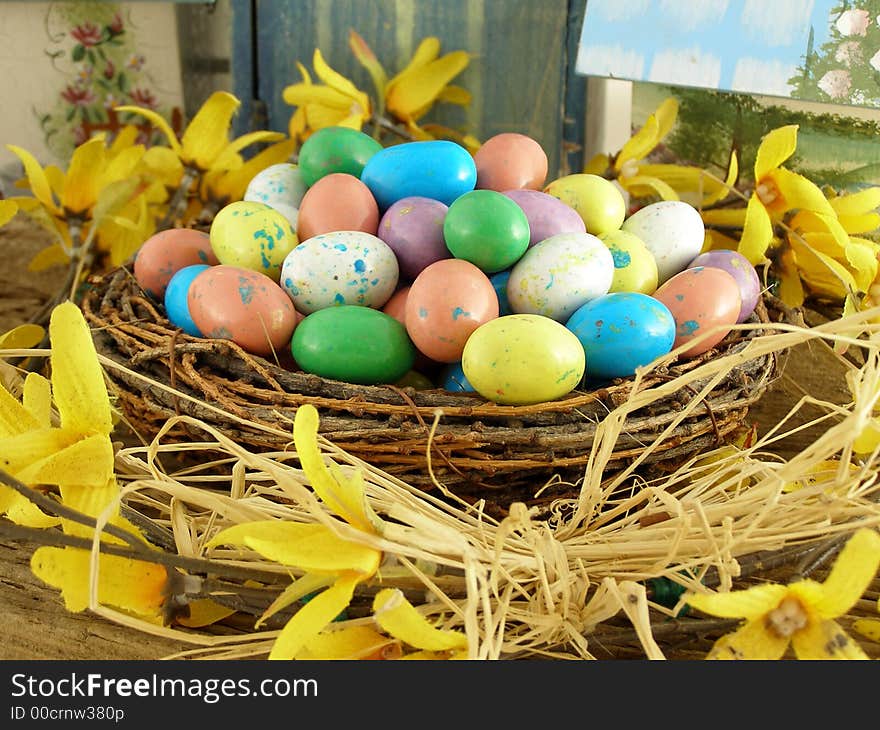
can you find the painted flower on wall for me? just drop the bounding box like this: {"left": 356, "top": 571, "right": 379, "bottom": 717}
{"left": 818, "top": 68, "right": 853, "bottom": 99}
{"left": 38, "top": 2, "right": 182, "bottom": 163}
{"left": 836, "top": 8, "right": 871, "bottom": 36}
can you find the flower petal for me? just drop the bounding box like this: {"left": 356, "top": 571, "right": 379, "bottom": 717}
{"left": 0, "top": 427, "right": 79, "bottom": 476}
{"left": 703, "top": 150, "right": 738, "bottom": 207}
{"left": 180, "top": 91, "right": 241, "bottom": 171}
{"left": 0, "top": 199, "right": 17, "bottom": 227}
{"left": 207, "top": 520, "right": 380, "bottom": 575}
{"left": 175, "top": 599, "right": 236, "bottom": 628}
{"left": 59, "top": 479, "right": 145, "bottom": 543}
{"left": 60, "top": 138, "right": 107, "bottom": 214}
{"left": 115, "top": 105, "right": 183, "bottom": 157}
{"left": 6, "top": 144, "right": 60, "bottom": 215}
{"left": 853, "top": 416, "right": 880, "bottom": 455}
{"left": 771, "top": 167, "right": 836, "bottom": 217}
{"left": 583, "top": 153, "right": 610, "bottom": 176}
{"left": 754, "top": 125, "right": 797, "bottom": 179}
{"left": 387, "top": 37, "right": 441, "bottom": 89}
{"left": 211, "top": 139, "right": 298, "bottom": 203}
{"left": 0, "top": 486, "right": 60, "bottom": 528}
{"left": 30, "top": 546, "right": 167, "bottom": 617}
{"left": 49, "top": 301, "right": 113, "bottom": 435}
{"left": 15, "top": 433, "right": 114, "bottom": 490}
{"left": 28, "top": 244, "right": 70, "bottom": 272}
{"left": 0, "top": 324, "right": 45, "bottom": 350}
{"left": 256, "top": 572, "right": 332, "bottom": 629}
{"left": 838, "top": 212, "right": 880, "bottom": 234}
{"left": 300, "top": 624, "right": 400, "bottom": 660}
{"left": 349, "top": 29, "right": 388, "bottom": 104}
{"left": 812, "top": 528, "right": 880, "bottom": 619}
{"left": 622, "top": 175, "right": 680, "bottom": 201}
{"left": 312, "top": 49, "right": 365, "bottom": 101}
{"left": 738, "top": 195, "right": 774, "bottom": 264}
{"left": 654, "top": 97, "right": 679, "bottom": 142}
{"left": 685, "top": 583, "right": 787, "bottom": 620}
{"left": 776, "top": 246, "right": 805, "bottom": 308}
{"left": 615, "top": 115, "right": 659, "bottom": 170}
{"left": 852, "top": 618, "right": 880, "bottom": 643}
{"left": 0, "top": 384, "right": 43, "bottom": 437}
{"left": 705, "top": 618, "right": 790, "bottom": 659}
{"left": 830, "top": 186, "right": 880, "bottom": 217}
{"left": 386, "top": 52, "right": 469, "bottom": 121}
{"left": 792, "top": 619, "right": 868, "bottom": 659}
{"left": 293, "top": 403, "right": 379, "bottom": 533}
{"left": 22, "top": 373, "right": 51, "bottom": 428}
{"left": 372, "top": 588, "right": 468, "bottom": 652}
{"left": 269, "top": 572, "right": 361, "bottom": 660}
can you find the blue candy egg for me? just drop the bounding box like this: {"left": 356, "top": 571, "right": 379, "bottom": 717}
{"left": 565, "top": 292, "right": 675, "bottom": 379}
{"left": 165, "top": 264, "right": 210, "bottom": 337}
{"left": 438, "top": 361, "right": 475, "bottom": 392}
{"left": 489, "top": 269, "right": 513, "bottom": 316}
{"left": 360, "top": 140, "right": 477, "bottom": 210}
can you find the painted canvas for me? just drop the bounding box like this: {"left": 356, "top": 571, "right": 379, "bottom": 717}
{"left": 577, "top": 0, "right": 880, "bottom": 109}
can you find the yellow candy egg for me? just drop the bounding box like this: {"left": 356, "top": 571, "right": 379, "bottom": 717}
{"left": 599, "top": 229, "right": 659, "bottom": 294}
{"left": 462, "top": 314, "right": 585, "bottom": 405}
{"left": 209, "top": 200, "right": 298, "bottom": 281}
{"left": 543, "top": 173, "right": 626, "bottom": 236}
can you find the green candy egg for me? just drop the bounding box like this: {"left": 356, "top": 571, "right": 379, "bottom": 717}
{"left": 298, "top": 126, "right": 384, "bottom": 187}
{"left": 291, "top": 305, "right": 416, "bottom": 385}
{"left": 443, "top": 190, "right": 530, "bottom": 273}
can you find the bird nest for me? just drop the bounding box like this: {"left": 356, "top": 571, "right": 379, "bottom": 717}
{"left": 81, "top": 265, "right": 780, "bottom": 518}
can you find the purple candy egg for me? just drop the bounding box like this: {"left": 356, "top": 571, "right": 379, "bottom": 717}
{"left": 503, "top": 189, "right": 586, "bottom": 247}
{"left": 377, "top": 196, "right": 450, "bottom": 282}
{"left": 687, "top": 249, "right": 761, "bottom": 323}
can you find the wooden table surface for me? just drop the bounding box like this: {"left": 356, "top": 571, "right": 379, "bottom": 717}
{"left": 0, "top": 214, "right": 850, "bottom": 660}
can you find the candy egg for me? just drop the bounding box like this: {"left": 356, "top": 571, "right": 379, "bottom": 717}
{"left": 381, "top": 285, "right": 440, "bottom": 373}
{"left": 377, "top": 196, "right": 450, "bottom": 282}
{"left": 622, "top": 200, "right": 705, "bottom": 284}
{"left": 188, "top": 265, "right": 298, "bottom": 357}
{"left": 297, "top": 126, "right": 384, "bottom": 187}
{"left": 405, "top": 258, "right": 499, "bottom": 363}
{"left": 443, "top": 190, "right": 530, "bottom": 273}
{"left": 503, "top": 189, "right": 586, "bottom": 247}
{"left": 280, "top": 230, "right": 398, "bottom": 313}
{"left": 296, "top": 172, "right": 379, "bottom": 241}
{"left": 209, "top": 201, "right": 298, "bottom": 282}
{"left": 474, "top": 132, "right": 548, "bottom": 191}
{"left": 653, "top": 266, "right": 742, "bottom": 358}
{"left": 687, "top": 249, "right": 761, "bottom": 323}
{"left": 489, "top": 269, "right": 514, "bottom": 315}
{"left": 543, "top": 173, "right": 626, "bottom": 236}
{"left": 462, "top": 314, "right": 585, "bottom": 405}
{"left": 360, "top": 139, "right": 477, "bottom": 210}
{"left": 133, "top": 228, "right": 218, "bottom": 300}
{"left": 438, "top": 361, "right": 475, "bottom": 392}
{"left": 243, "top": 162, "right": 307, "bottom": 229}
{"left": 291, "top": 305, "right": 416, "bottom": 385}
{"left": 164, "top": 264, "right": 210, "bottom": 337}
{"left": 565, "top": 292, "right": 676, "bottom": 379}
{"left": 599, "top": 229, "right": 659, "bottom": 295}
{"left": 506, "top": 231, "right": 614, "bottom": 322}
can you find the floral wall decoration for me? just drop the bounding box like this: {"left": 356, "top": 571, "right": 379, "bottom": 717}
{"left": 37, "top": 2, "right": 183, "bottom": 162}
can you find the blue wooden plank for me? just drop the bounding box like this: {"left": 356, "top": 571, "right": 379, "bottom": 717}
{"left": 230, "top": 0, "right": 256, "bottom": 137}
{"left": 252, "top": 0, "right": 577, "bottom": 179}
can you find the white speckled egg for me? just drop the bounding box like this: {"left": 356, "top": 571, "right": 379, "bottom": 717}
{"left": 621, "top": 200, "right": 705, "bottom": 284}
{"left": 244, "top": 163, "right": 307, "bottom": 229}
{"left": 506, "top": 231, "right": 614, "bottom": 322}
{"left": 280, "top": 230, "right": 399, "bottom": 314}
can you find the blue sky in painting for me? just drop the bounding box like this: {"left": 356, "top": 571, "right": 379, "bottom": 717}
{"left": 577, "top": 0, "right": 837, "bottom": 98}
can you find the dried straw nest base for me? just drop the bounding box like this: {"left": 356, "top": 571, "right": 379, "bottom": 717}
{"left": 82, "top": 266, "right": 780, "bottom": 518}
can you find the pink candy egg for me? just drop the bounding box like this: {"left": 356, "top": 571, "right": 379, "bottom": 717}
{"left": 653, "top": 267, "right": 742, "bottom": 358}
{"left": 188, "top": 265, "right": 298, "bottom": 357}
{"left": 133, "top": 228, "right": 218, "bottom": 300}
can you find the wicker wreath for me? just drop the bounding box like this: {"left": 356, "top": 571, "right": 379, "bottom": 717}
{"left": 81, "top": 265, "right": 781, "bottom": 517}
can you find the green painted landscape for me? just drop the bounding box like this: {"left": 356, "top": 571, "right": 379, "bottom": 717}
{"left": 632, "top": 81, "right": 880, "bottom": 190}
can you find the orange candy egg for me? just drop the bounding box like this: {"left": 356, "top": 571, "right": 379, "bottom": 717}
{"left": 474, "top": 132, "right": 549, "bottom": 192}
{"left": 652, "top": 266, "right": 742, "bottom": 358}
{"left": 133, "top": 228, "right": 218, "bottom": 300}
{"left": 188, "top": 265, "right": 298, "bottom": 357}
{"left": 405, "top": 259, "right": 499, "bottom": 363}
{"left": 296, "top": 172, "right": 379, "bottom": 241}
